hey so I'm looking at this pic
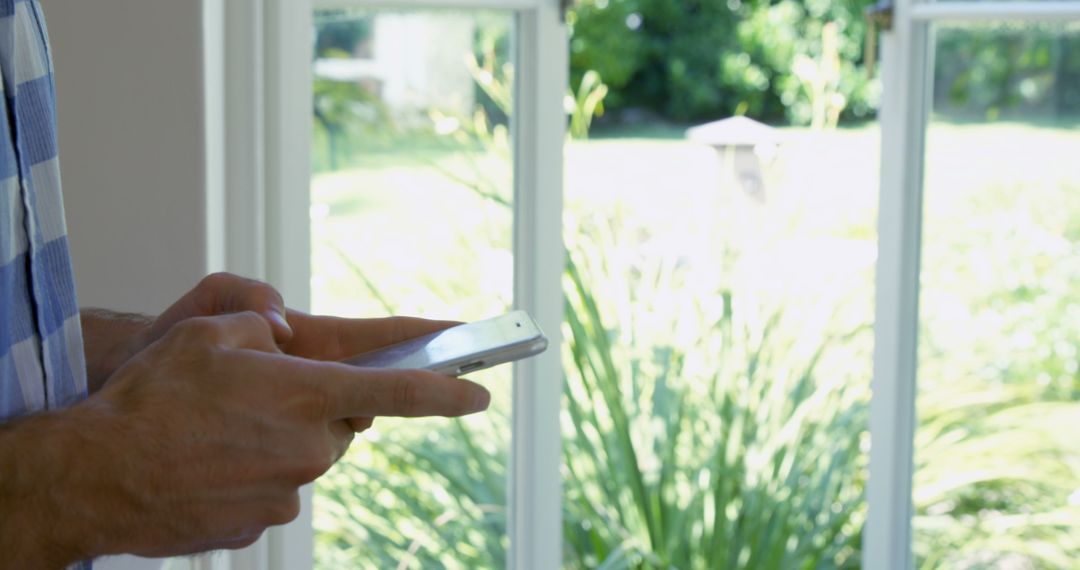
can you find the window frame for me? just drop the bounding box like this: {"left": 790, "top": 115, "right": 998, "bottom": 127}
{"left": 867, "top": 1, "right": 1080, "bottom": 568}
{"left": 212, "top": 1, "right": 567, "bottom": 569}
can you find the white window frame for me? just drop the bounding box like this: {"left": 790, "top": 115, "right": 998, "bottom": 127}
{"left": 208, "top": 1, "right": 567, "bottom": 569}
{"left": 867, "top": 1, "right": 1080, "bottom": 568}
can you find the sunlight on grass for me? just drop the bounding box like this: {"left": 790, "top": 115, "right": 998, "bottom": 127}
{"left": 912, "top": 118, "right": 1080, "bottom": 568}
{"left": 311, "top": 152, "right": 513, "bottom": 321}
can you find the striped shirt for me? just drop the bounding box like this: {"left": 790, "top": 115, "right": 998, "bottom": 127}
{"left": 0, "top": 1, "right": 90, "bottom": 567}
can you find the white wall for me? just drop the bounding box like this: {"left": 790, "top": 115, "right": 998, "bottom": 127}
{"left": 43, "top": 0, "right": 216, "bottom": 316}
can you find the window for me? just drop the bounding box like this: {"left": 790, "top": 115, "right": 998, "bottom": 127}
{"left": 308, "top": 3, "right": 565, "bottom": 569}
{"left": 869, "top": 1, "right": 1080, "bottom": 567}
{"left": 212, "top": 0, "right": 1080, "bottom": 568}
{"left": 216, "top": 1, "right": 566, "bottom": 569}
{"left": 310, "top": 8, "right": 519, "bottom": 567}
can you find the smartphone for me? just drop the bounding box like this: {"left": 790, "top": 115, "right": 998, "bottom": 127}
{"left": 342, "top": 310, "right": 548, "bottom": 376}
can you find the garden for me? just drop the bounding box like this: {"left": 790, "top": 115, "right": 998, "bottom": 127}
{"left": 308, "top": 5, "right": 1080, "bottom": 569}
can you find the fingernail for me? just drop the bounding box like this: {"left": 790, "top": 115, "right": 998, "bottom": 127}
{"left": 266, "top": 310, "right": 293, "bottom": 336}
{"left": 472, "top": 388, "right": 492, "bottom": 412}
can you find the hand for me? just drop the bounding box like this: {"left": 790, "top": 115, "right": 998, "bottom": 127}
{"left": 144, "top": 271, "right": 293, "bottom": 347}
{"left": 35, "top": 312, "right": 490, "bottom": 563}
{"left": 85, "top": 273, "right": 294, "bottom": 391}
{"left": 276, "top": 311, "right": 463, "bottom": 432}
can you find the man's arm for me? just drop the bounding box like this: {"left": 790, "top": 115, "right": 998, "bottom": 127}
{"left": 0, "top": 411, "right": 84, "bottom": 568}
{"left": 80, "top": 309, "right": 153, "bottom": 394}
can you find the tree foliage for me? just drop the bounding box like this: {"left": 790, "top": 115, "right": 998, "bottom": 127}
{"left": 567, "top": 2, "right": 1080, "bottom": 125}
{"left": 567, "top": 0, "right": 879, "bottom": 124}
{"left": 934, "top": 23, "right": 1080, "bottom": 120}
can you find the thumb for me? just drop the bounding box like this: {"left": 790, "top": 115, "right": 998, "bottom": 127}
{"left": 176, "top": 311, "right": 282, "bottom": 354}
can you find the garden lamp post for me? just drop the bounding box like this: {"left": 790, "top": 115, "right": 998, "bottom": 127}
{"left": 687, "top": 116, "right": 782, "bottom": 202}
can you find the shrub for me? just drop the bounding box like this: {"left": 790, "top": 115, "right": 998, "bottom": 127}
{"left": 566, "top": 0, "right": 879, "bottom": 125}
{"left": 933, "top": 23, "right": 1080, "bottom": 120}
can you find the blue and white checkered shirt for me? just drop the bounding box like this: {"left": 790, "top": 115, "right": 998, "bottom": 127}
{"left": 0, "top": 2, "right": 90, "bottom": 567}
{"left": 0, "top": 0, "right": 89, "bottom": 446}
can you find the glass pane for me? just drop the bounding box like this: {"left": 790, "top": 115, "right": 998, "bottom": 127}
{"left": 310, "top": 9, "right": 515, "bottom": 568}
{"left": 914, "top": 22, "right": 1080, "bottom": 568}
{"left": 560, "top": 9, "right": 879, "bottom": 566}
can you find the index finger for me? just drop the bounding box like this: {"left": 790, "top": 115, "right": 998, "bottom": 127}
{"left": 277, "top": 356, "right": 491, "bottom": 419}
{"left": 283, "top": 312, "right": 461, "bottom": 361}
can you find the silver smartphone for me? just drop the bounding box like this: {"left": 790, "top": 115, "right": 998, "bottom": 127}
{"left": 342, "top": 310, "right": 548, "bottom": 376}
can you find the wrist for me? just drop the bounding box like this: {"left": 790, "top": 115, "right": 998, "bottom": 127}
{"left": 0, "top": 408, "right": 110, "bottom": 567}
{"left": 81, "top": 309, "right": 155, "bottom": 393}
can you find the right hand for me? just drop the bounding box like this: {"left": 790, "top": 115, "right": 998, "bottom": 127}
{"left": 52, "top": 311, "right": 490, "bottom": 562}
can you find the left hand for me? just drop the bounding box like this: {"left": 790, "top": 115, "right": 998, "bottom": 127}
{"left": 145, "top": 272, "right": 295, "bottom": 347}
{"left": 86, "top": 273, "right": 295, "bottom": 391}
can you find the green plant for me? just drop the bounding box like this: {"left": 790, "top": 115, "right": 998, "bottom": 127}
{"left": 914, "top": 381, "right": 1080, "bottom": 569}
{"left": 933, "top": 23, "right": 1080, "bottom": 120}
{"left": 316, "top": 212, "right": 874, "bottom": 569}
{"left": 569, "top": 70, "right": 610, "bottom": 140}
{"left": 559, "top": 211, "right": 870, "bottom": 569}
{"left": 792, "top": 22, "right": 848, "bottom": 130}
{"left": 316, "top": 413, "right": 511, "bottom": 569}
{"left": 313, "top": 76, "right": 392, "bottom": 171}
